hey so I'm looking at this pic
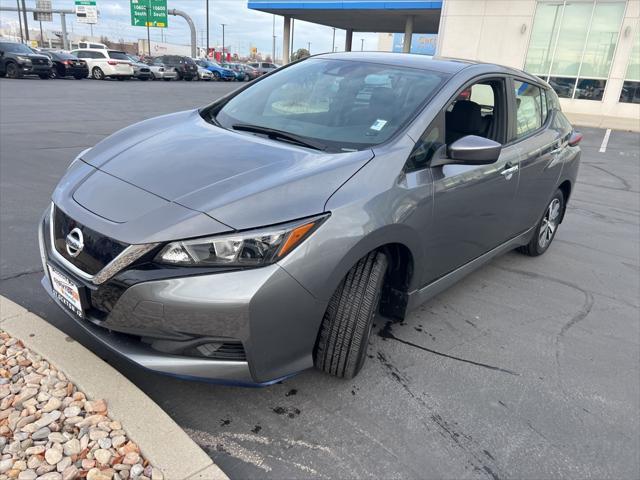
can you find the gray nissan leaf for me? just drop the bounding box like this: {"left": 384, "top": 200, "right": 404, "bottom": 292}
{"left": 39, "top": 52, "right": 581, "bottom": 386}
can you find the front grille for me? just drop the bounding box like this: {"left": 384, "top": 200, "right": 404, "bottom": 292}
{"left": 140, "top": 68, "right": 150, "bottom": 73}
{"left": 53, "top": 206, "right": 128, "bottom": 275}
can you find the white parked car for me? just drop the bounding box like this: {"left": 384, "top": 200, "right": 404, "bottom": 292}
{"left": 196, "top": 66, "right": 213, "bottom": 81}
{"left": 70, "top": 49, "right": 134, "bottom": 80}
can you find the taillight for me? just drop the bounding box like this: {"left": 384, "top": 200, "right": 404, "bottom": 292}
{"left": 107, "top": 60, "right": 118, "bottom": 65}
{"left": 568, "top": 131, "right": 583, "bottom": 147}
{"left": 62, "top": 60, "right": 70, "bottom": 65}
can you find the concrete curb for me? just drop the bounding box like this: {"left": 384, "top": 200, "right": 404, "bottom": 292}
{"left": 0, "top": 295, "right": 228, "bottom": 480}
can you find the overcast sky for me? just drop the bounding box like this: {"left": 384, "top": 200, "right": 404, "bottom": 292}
{"left": 0, "top": 0, "right": 381, "bottom": 58}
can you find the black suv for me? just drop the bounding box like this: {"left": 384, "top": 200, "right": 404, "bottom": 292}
{"left": 0, "top": 41, "right": 52, "bottom": 79}
{"left": 155, "top": 55, "right": 197, "bottom": 81}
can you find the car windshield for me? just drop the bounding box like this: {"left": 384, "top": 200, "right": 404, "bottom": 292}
{"left": 108, "top": 51, "right": 129, "bottom": 60}
{"left": 213, "top": 58, "right": 448, "bottom": 152}
{"left": 0, "top": 42, "right": 34, "bottom": 54}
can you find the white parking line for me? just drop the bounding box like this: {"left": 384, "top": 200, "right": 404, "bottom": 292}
{"left": 599, "top": 128, "right": 611, "bottom": 153}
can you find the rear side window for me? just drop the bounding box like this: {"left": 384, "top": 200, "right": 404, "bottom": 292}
{"left": 108, "top": 51, "right": 129, "bottom": 60}
{"left": 513, "top": 80, "right": 544, "bottom": 139}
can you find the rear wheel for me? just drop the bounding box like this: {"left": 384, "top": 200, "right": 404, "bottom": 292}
{"left": 519, "top": 189, "right": 565, "bottom": 257}
{"left": 314, "top": 251, "right": 388, "bottom": 379}
{"left": 92, "top": 67, "right": 104, "bottom": 80}
{"left": 212, "top": 71, "right": 220, "bottom": 81}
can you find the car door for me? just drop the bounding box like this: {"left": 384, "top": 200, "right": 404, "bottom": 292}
{"left": 425, "top": 77, "right": 522, "bottom": 283}
{"left": 508, "top": 78, "right": 567, "bottom": 232}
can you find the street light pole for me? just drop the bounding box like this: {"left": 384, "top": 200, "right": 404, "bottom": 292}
{"left": 146, "top": 0, "right": 151, "bottom": 56}
{"left": 15, "top": 0, "right": 24, "bottom": 43}
{"left": 205, "top": 0, "right": 209, "bottom": 57}
{"left": 20, "top": 0, "right": 29, "bottom": 41}
{"left": 272, "top": 14, "right": 276, "bottom": 62}
{"left": 221, "top": 23, "right": 226, "bottom": 61}
{"left": 332, "top": 27, "right": 336, "bottom": 52}
{"left": 360, "top": 38, "right": 364, "bottom": 51}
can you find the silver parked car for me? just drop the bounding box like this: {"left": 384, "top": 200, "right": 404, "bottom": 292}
{"left": 146, "top": 57, "right": 177, "bottom": 81}
{"left": 196, "top": 65, "right": 213, "bottom": 81}
{"left": 39, "top": 53, "right": 581, "bottom": 386}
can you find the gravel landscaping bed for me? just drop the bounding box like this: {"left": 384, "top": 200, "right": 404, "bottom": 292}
{"left": 0, "top": 331, "right": 162, "bottom": 480}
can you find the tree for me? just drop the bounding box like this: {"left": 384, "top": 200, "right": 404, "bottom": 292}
{"left": 291, "top": 48, "right": 310, "bottom": 61}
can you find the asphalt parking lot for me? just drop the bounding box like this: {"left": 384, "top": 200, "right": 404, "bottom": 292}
{"left": 1, "top": 78, "right": 639, "bottom": 480}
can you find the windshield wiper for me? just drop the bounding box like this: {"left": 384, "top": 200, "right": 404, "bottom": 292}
{"left": 231, "top": 123, "right": 326, "bottom": 151}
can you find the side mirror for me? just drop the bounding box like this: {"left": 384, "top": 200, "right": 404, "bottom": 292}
{"left": 431, "top": 135, "right": 502, "bottom": 167}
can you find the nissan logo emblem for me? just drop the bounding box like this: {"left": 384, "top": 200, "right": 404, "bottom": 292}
{"left": 65, "top": 227, "right": 84, "bottom": 258}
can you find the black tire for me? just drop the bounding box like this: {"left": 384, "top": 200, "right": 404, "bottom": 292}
{"left": 212, "top": 71, "right": 220, "bottom": 81}
{"left": 314, "top": 251, "right": 388, "bottom": 379}
{"left": 6, "top": 62, "right": 21, "bottom": 79}
{"left": 184, "top": 76, "right": 193, "bottom": 81}
{"left": 92, "top": 67, "right": 104, "bottom": 80}
{"left": 519, "top": 189, "right": 565, "bottom": 257}
{"left": 150, "top": 72, "right": 156, "bottom": 80}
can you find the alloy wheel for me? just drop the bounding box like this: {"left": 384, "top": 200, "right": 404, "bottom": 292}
{"left": 538, "top": 198, "right": 561, "bottom": 249}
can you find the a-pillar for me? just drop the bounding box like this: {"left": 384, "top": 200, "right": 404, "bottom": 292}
{"left": 403, "top": 15, "right": 414, "bottom": 53}
{"left": 345, "top": 28, "right": 353, "bottom": 52}
{"left": 283, "top": 15, "right": 291, "bottom": 63}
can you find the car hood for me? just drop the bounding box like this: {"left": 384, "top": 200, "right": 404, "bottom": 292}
{"left": 54, "top": 109, "right": 373, "bottom": 243}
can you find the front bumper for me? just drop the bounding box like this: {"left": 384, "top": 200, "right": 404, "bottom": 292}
{"left": 38, "top": 206, "right": 326, "bottom": 385}
{"left": 21, "top": 63, "right": 51, "bottom": 74}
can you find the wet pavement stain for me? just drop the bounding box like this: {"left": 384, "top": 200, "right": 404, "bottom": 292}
{"left": 273, "top": 406, "right": 301, "bottom": 418}
{"left": 220, "top": 419, "right": 231, "bottom": 427}
{"left": 285, "top": 389, "right": 298, "bottom": 397}
{"left": 251, "top": 425, "right": 262, "bottom": 434}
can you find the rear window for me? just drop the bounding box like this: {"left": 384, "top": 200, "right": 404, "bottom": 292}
{"left": 108, "top": 51, "right": 129, "bottom": 60}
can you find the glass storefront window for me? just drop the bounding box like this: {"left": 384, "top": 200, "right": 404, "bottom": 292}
{"left": 524, "top": 1, "right": 626, "bottom": 101}
{"left": 619, "top": 81, "right": 640, "bottom": 104}
{"left": 548, "top": 77, "right": 577, "bottom": 98}
{"left": 575, "top": 79, "right": 607, "bottom": 101}
{"left": 524, "top": 3, "right": 564, "bottom": 76}
{"left": 579, "top": 2, "right": 627, "bottom": 78}
{"left": 549, "top": 2, "right": 592, "bottom": 77}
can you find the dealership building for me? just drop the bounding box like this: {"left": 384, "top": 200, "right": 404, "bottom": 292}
{"left": 249, "top": 0, "right": 639, "bottom": 130}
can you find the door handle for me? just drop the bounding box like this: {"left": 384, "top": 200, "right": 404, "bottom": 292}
{"left": 501, "top": 164, "right": 518, "bottom": 180}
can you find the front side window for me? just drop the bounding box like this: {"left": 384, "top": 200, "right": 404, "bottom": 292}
{"left": 212, "top": 58, "right": 448, "bottom": 152}
{"left": 514, "top": 80, "right": 543, "bottom": 139}
{"left": 524, "top": 0, "right": 625, "bottom": 101}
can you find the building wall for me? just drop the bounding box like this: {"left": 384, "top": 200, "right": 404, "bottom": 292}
{"left": 437, "top": 0, "right": 640, "bottom": 131}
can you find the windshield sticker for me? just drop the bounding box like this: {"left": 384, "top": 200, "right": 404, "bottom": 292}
{"left": 370, "top": 119, "right": 388, "bottom": 131}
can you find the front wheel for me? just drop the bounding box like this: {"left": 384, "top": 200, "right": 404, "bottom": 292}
{"left": 519, "top": 189, "right": 565, "bottom": 257}
{"left": 314, "top": 251, "right": 388, "bottom": 379}
{"left": 211, "top": 71, "right": 220, "bottom": 81}
{"left": 6, "top": 62, "right": 21, "bottom": 78}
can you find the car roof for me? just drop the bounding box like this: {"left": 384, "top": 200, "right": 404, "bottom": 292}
{"left": 312, "top": 52, "right": 542, "bottom": 83}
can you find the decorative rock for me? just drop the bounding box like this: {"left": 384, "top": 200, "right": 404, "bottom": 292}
{"left": 61, "top": 465, "right": 79, "bottom": 480}
{"left": 81, "top": 459, "right": 96, "bottom": 470}
{"left": 89, "top": 429, "right": 108, "bottom": 441}
{"left": 41, "top": 397, "right": 62, "bottom": 413}
{"left": 97, "top": 438, "right": 112, "bottom": 450}
{"left": 56, "top": 457, "right": 71, "bottom": 473}
{"left": 122, "top": 452, "right": 140, "bottom": 465}
{"left": 130, "top": 464, "right": 144, "bottom": 478}
{"left": 0, "top": 459, "right": 14, "bottom": 474}
{"left": 94, "top": 449, "right": 112, "bottom": 466}
{"left": 48, "top": 432, "right": 67, "bottom": 444}
{"left": 84, "top": 400, "right": 107, "bottom": 414}
{"left": 17, "top": 470, "right": 37, "bottom": 480}
{"left": 62, "top": 406, "right": 80, "bottom": 418}
{"left": 38, "top": 473, "right": 62, "bottom": 480}
{"left": 86, "top": 468, "right": 111, "bottom": 480}
{"left": 111, "top": 436, "right": 126, "bottom": 449}
{"left": 32, "top": 427, "right": 51, "bottom": 441}
{"left": 44, "top": 447, "right": 63, "bottom": 465}
{"left": 62, "top": 438, "right": 80, "bottom": 456}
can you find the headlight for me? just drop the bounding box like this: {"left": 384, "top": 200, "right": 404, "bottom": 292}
{"left": 157, "top": 214, "right": 328, "bottom": 267}
{"left": 16, "top": 56, "right": 32, "bottom": 64}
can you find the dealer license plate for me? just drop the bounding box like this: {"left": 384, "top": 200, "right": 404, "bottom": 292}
{"left": 48, "top": 265, "right": 84, "bottom": 318}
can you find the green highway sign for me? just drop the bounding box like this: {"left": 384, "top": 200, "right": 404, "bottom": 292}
{"left": 130, "top": 0, "right": 168, "bottom": 28}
